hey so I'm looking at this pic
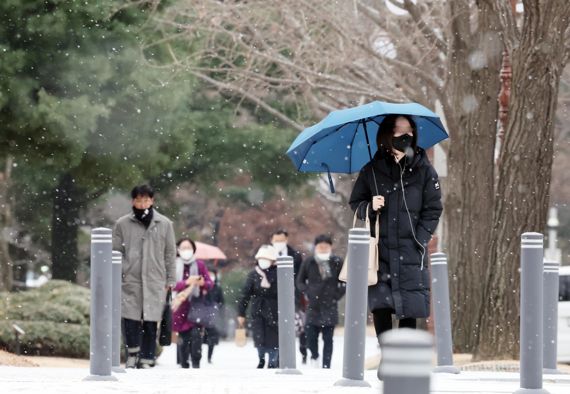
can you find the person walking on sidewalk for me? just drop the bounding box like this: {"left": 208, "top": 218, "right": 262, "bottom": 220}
{"left": 203, "top": 268, "right": 224, "bottom": 364}
{"left": 113, "top": 184, "right": 177, "bottom": 369}
{"left": 172, "top": 237, "right": 213, "bottom": 368}
{"left": 296, "top": 234, "right": 345, "bottom": 369}
{"left": 270, "top": 229, "right": 308, "bottom": 363}
{"left": 348, "top": 114, "right": 443, "bottom": 338}
{"left": 237, "top": 244, "right": 279, "bottom": 369}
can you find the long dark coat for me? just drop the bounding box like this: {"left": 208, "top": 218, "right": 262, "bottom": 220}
{"left": 296, "top": 256, "right": 346, "bottom": 327}
{"left": 348, "top": 148, "right": 443, "bottom": 319}
{"left": 237, "top": 265, "right": 279, "bottom": 349}
{"left": 204, "top": 282, "right": 225, "bottom": 343}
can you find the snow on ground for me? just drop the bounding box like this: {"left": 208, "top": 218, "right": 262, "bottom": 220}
{"left": 2, "top": 335, "right": 570, "bottom": 393}
{"left": 154, "top": 333, "right": 380, "bottom": 370}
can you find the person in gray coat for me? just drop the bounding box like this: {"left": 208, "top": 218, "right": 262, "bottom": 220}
{"left": 113, "top": 184, "right": 176, "bottom": 369}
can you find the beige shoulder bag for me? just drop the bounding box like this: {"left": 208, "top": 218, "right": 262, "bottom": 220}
{"left": 338, "top": 203, "right": 379, "bottom": 286}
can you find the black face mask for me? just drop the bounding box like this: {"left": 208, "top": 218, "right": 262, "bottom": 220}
{"left": 133, "top": 205, "right": 153, "bottom": 228}
{"left": 392, "top": 134, "right": 413, "bottom": 153}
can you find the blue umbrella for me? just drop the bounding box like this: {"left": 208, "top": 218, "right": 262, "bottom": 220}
{"left": 286, "top": 101, "right": 448, "bottom": 192}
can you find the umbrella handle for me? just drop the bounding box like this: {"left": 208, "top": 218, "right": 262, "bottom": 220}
{"left": 321, "top": 163, "right": 335, "bottom": 193}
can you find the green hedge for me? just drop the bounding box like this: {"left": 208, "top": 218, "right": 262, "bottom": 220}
{"left": 0, "top": 280, "right": 91, "bottom": 358}
{"left": 0, "top": 320, "right": 90, "bottom": 358}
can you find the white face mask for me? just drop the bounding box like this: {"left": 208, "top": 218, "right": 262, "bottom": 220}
{"left": 272, "top": 242, "right": 287, "bottom": 253}
{"left": 179, "top": 250, "right": 194, "bottom": 261}
{"left": 258, "top": 259, "right": 272, "bottom": 269}
{"left": 316, "top": 252, "right": 331, "bottom": 261}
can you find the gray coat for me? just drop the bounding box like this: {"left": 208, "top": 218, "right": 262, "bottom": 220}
{"left": 112, "top": 210, "right": 177, "bottom": 322}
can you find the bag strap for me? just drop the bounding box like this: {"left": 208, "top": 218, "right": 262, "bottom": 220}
{"left": 364, "top": 204, "right": 380, "bottom": 240}
{"left": 353, "top": 202, "right": 380, "bottom": 238}
{"left": 353, "top": 200, "right": 369, "bottom": 227}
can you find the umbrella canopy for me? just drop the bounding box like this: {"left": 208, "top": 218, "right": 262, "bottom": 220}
{"left": 286, "top": 101, "right": 448, "bottom": 175}
{"left": 194, "top": 241, "right": 227, "bottom": 260}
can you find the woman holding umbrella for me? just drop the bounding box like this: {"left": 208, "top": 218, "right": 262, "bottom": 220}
{"left": 348, "top": 114, "right": 443, "bottom": 338}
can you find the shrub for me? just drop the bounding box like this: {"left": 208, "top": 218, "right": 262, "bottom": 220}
{"left": 0, "top": 320, "right": 90, "bottom": 358}
{"left": 0, "top": 280, "right": 90, "bottom": 358}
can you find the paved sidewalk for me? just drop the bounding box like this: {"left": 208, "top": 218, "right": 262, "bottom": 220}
{"left": 2, "top": 336, "right": 569, "bottom": 393}
{"left": 1, "top": 364, "right": 570, "bottom": 394}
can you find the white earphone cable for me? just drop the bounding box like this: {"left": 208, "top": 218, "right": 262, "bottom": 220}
{"left": 399, "top": 159, "right": 425, "bottom": 270}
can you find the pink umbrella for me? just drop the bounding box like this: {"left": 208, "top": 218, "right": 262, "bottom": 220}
{"left": 194, "top": 241, "right": 227, "bottom": 261}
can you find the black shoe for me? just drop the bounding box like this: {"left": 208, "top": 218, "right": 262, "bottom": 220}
{"left": 257, "top": 358, "right": 265, "bottom": 369}
{"left": 301, "top": 355, "right": 307, "bottom": 365}
{"left": 181, "top": 363, "right": 190, "bottom": 369}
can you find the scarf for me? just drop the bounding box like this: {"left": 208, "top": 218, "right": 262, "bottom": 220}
{"left": 133, "top": 206, "right": 153, "bottom": 228}
{"left": 315, "top": 256, "right": 332, "bottom": 279}
{"left": 255, "top": 266, "right": 271, "bottom": 289}
{"left": 175, "top": 257, "right": 200, "bottom": 298}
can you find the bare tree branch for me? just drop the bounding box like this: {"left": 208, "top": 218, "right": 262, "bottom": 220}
{"left": 192, "top": 70, "right": 304, "bottom": 130}
{"left": 402, "top": 0, "right": 447, "bottom": 54}
{"left": 153, "top": 0, "right": 452, "bottom": 135}
{"left": 158, "top": 0, "right": 444, "bottom": 117}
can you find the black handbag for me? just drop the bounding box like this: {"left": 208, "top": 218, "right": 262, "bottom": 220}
{"left": 187, "top": 295, "right": 216, "bottom": 328}
{"left": 159, "top": 289, "right": 173, "bottom": 346}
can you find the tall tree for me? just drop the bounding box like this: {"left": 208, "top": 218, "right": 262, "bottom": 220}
{"left": 0, "top": 0, "right": 197, "bottom": 281}
{"left": 0, "top": 156, "right": 14, "bottom": 291}
{"left": 1, "top": 0, "right": 306, "bottom": 282}
{"left": 475, "top": 0, "right": 570, "bottom": 359}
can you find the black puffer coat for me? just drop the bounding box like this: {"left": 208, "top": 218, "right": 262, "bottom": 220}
{"left": 348, "top": 148, "right": 442, "bottom": 319}
{"left": 237, "top": 265, "right": 279, "bottom": 349}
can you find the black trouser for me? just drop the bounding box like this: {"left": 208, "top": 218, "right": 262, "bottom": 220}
{"left": 178, "top": 327, "right": 202, "bottom": 368}
{"left": 305, "top": 324, "right": 334, "bottom": 368}
{"left": 123, "top": 318, "right": 158, "bottom": 364}
{"left": 204, "top": 327, "right": 219, "bottom": 362}
{"left": 372, "top": 308, "right": 417, "bottom": 338}
{"left": 299, "top": 331, "right": 307, "bottom": 359}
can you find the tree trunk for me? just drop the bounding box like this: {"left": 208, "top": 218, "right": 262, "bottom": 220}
{"left": 0, "top": 156, "right": 14, "bottom": 292}
{"left": 474, "top": 2, "right": 570, "bottom": 360}
{"left": 51, "top": 172, "right": 82, "bottom": 282}
{"left": 444, "top": 1, "right": 502, "bottom": 353}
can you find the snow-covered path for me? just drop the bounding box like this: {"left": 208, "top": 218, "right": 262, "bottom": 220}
{"left": 2, "top": 335, "right": 570, "bottom": 393}
{"left": 154, "top": 334, "right": 380, "bottom": 370}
